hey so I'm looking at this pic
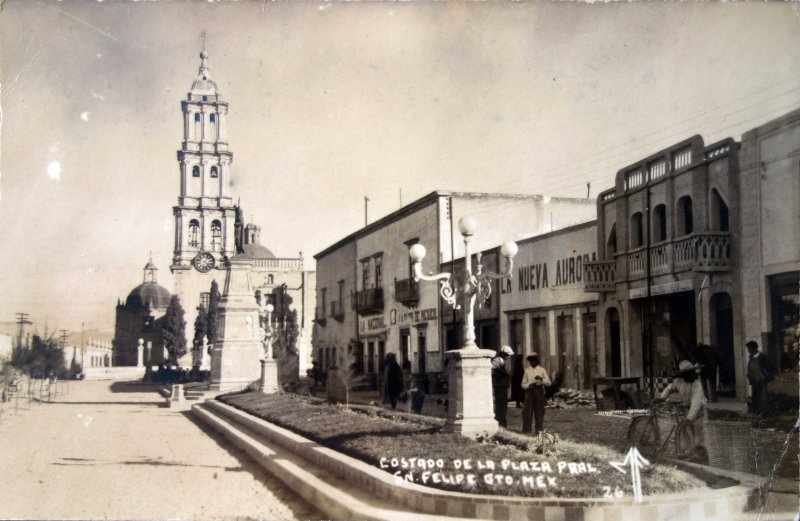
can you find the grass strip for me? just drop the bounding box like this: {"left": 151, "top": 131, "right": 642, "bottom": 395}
{"left": 220, "top": 391, "right": 707, "bottom": 499}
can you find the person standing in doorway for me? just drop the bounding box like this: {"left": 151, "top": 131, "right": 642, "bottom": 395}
{"left": 746, "top": 340, "right": 772, "bottom": 415}
{"left": 491, "top": 346, "right": 513, "bottom": 427}
{"left": 521, "top": 353, "right": 550, "bottom": 434}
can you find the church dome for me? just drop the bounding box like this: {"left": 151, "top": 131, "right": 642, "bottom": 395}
{"left": 126, "top": 282, "right": 172, "bottom": 309}
{"left": 238, "top": 243, "right": 277, "bottom": 260}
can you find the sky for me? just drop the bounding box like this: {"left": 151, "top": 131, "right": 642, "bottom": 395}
{"left": 0, "top": 1, "right": 799, "bottom": 334}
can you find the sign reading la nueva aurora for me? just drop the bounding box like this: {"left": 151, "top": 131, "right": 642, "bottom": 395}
{"left": 501, "top": 251, "right": 598, "bottom": 294}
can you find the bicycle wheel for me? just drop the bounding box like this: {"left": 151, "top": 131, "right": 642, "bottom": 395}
{"left": 627, "top": 415, "right": 660, "bottom": 448}
{"left": 674, "top": 421, "right": 695, "bottom": 459}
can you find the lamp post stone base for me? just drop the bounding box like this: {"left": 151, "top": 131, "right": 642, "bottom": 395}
{"left": 259, "top": 359, "right": 279, "bottom": 394}
{"left": 444, "top": 348, "right": 498, "bottom": 438}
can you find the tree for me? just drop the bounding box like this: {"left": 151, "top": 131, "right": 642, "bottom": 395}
{"left": 192, "top": 307, "right": 208, "bottom": 367}
{"left": 206, "top": 280, "right": 221, "bottom": 345}
{"left": 162, "top": 295, "right": 187, "bottom": 366}
{"left": 11, "top": 334, "right": 66, "bottom": 378}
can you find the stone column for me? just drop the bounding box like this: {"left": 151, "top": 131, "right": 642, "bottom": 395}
{"left": 137, "top": 338, "right": 144, "bottom": 367}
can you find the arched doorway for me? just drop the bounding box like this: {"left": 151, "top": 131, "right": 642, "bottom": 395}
{"left": 710, "top": 292, "right": 735, "bottom": 396}
{"left": 606, "top": 307, "right": 622, "bottom": 377}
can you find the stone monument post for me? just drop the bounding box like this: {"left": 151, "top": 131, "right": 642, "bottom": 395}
{"left": 137, "top": 338, "right": 144, "bottom": 367}
{"left": 209, "top": 257, "right": 263, "bottom": 391}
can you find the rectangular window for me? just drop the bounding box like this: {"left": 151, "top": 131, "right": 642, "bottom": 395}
{"left": 374, "top": 254, "right": 383, "bottom": 288}
{"left": 361, "top": 259, "right": 370, "bottom": 290}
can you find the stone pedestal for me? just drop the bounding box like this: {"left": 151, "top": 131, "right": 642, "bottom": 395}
{"left": 259, "top": 359, "right": 279, "bottom": 394}
{"left": 444, "top": 348, "right": 498, "bottom": 437}
{"left": 209, "top": 258, "right": 263, "bottom": 391}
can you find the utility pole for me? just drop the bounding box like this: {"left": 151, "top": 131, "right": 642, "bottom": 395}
{"left": 399, "top": 188, "right": 403, "bottom": 208}
{"left": 15, "top": 312, "right": 31, "bottom": 348}
{"left": 644, "top": 188, "right": 654, "bottom": 399}
{"left": 59, "top": 329, "right": 69, "bottom": 349}
{"left": 364, "top": 196, "right": 369, "bottom": 227}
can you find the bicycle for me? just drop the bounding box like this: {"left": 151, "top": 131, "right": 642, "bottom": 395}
{"left": 627, "top": 400, "right": 695, "bottom": 460}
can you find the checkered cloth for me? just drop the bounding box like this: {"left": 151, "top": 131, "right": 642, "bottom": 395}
{"left": 644, "top": 376, "right": 673, "bottom": 395}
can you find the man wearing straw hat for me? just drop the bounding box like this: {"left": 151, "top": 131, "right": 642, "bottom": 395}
{"left": 654, "top": 359, "right": 708, "bottom": 458}
{"left": 521, "top": 353, "right": 551, "bottom": 434}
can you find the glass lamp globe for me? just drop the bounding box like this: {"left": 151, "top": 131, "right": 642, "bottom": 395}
{"left": 265, "top": 304, "right": 274, "bottom": 313}
{"left": 458, "top": 216, "right": 478, "bottom": 236}
{"left": 409, "top": 243, "right": 427, "bottom": 262}
{"left": 501, "top": 241, "right": 519, "bottom": 258}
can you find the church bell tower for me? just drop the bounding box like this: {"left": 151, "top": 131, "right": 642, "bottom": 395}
{"left": 172, "top": 48, "right": 235, "bottom": 272}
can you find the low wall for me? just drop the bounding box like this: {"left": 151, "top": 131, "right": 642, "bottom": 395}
{"left": 83, "top": 366, "right": 145, "bottom": 381}
{"left": 203, "top": 400, "right": 753, "bottom": 521}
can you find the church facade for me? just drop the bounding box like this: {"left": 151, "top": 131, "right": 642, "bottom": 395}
{"left": 168, "top": 50, "right": 315, "bottom": 372}
{"left": 112, "top": 259, "right": 170, "bottom": 366}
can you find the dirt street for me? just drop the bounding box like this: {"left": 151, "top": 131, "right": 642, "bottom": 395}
{"left": 0, "top": 380, "right": 323, "bottom": 521}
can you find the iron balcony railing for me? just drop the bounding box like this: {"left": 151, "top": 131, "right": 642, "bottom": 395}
{"left": 330, "top": 300, "right": 345, "bottom": 322}
{"left": 314, "top": 306, "right": 327, "bottom": 326}
{"left": 394, "top": 277, "right": 419, "bottom": 307}
{"left": 354, "top": 288, "right": 384, "bottom": 316}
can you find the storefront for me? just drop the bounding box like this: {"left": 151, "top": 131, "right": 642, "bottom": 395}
{"left": 499, "top": 222, "right": 598, "bottom": 390}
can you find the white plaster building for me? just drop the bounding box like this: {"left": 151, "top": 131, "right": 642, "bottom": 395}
{"left": 314, "top": 191, "right": 595, "bottom": 390}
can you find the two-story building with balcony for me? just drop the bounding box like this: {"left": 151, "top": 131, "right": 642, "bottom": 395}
{"left": 585, "top": 135, "right": 742, "bottom": 397}
{"left": 314, "top": 190, "right": 596, "bottom": 390}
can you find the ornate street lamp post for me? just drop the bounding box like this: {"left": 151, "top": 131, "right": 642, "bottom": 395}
{"left": 410, "top": 216, "right": 518, "bottom": 436}
{"left": 258, "top": 302, "right": 279, "bottom": 393}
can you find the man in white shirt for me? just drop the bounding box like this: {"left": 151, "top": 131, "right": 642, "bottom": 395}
{"left": 655, "top": 359, "right": 707, "bottom": 459}
{"left": 521, "top": 353, "right": 550, "bottom": 434}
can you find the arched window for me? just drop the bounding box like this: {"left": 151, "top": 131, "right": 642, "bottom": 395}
{"left": 268, "top": 274, "right": 274, "bottom": 285}
{"left": 630, "top": 212, "right": 643, "bottom": 249}
{"left": 653, "top": 204, "right": 667, "bottom": 242}
{"left": 209, "top": 113, "right": 216, "bottom": 140}
{"left": 192, "top": 165, "right": 200, "bottom": 178}
{"left": 606, "top": 224, "right": 617, "bottom": 260}
{"left": 188, "top": 219, "right": 200, "bottom": 248}
{"left": 676, "top": 196, "right": 693, "bottom": 236}
{"left": 710, "top": 189, "right": 729, "bottom": 232}
{"left": 193, "top": 113, "right": 201, "bottom": 141}
{"left": 210, "top": 166, "right": 218, "bottom": 178}
{"left": 211, "top": 220, "right": 222, "bottom": 251}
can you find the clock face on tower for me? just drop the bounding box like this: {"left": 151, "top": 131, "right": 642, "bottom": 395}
{"left": 192, "top": 252, "right": 215, "bottom": 273}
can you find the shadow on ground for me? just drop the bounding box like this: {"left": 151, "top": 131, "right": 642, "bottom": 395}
{"left": 181, "top": 409, "right": 325, "bottom": 521}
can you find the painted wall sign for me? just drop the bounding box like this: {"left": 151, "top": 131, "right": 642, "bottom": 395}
{"left": 628, "top": 279, "right": 693, "bottom": 299}
{"left": 498, "top": 224, "right": 598, "bottom": 311}
{"left": 397, "top": 307, "right": 438, "bottom": 326}
{"left": 359, "top": 314, "right": 387, "bottom": 333}
{"left": 501, "top": 252, "right": 597, "bottom": 294}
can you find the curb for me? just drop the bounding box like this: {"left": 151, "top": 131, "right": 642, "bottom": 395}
{"left": 195, "top": 399, "right": 756, "bottom": 521}
{"left": 193, "top": 401, "right": 472, "bottom": 521}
